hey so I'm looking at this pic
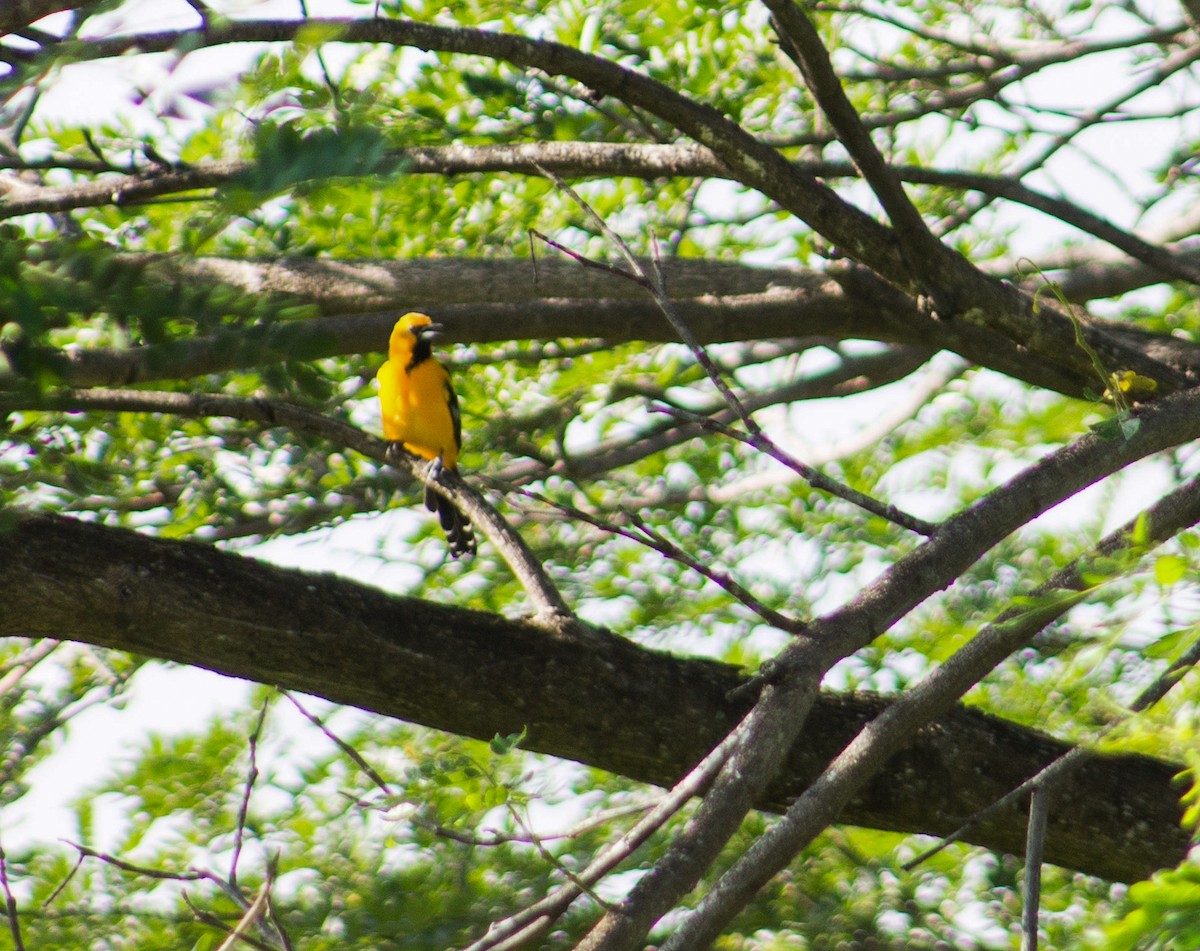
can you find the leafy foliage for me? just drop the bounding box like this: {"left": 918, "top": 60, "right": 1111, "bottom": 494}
{"left": 2, "top": 0, "right": 1200, "bottom": 949}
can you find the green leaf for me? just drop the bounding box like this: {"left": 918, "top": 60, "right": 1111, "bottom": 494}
{"left": 1155, "top": 554, "right": 1188, "bottom": 587}
{"left": 489, "top": 729, "right": 527, "bottom": 755}
{"left": 231, "top": 121, "right": 390, "bottom": 198}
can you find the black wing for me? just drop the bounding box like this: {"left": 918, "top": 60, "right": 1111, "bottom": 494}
{"left": 445, "top": 376, "right": 463, "bottom": 452}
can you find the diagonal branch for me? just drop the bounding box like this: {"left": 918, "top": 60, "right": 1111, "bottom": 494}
{"left": 516, "top": 487, "right": 805, "bottom": 635}
{"left": 0, "top": 387, "right": 577, "bottom": 628}
{"left": 766, "top": 0, "right": 943, "bottom": 267}
{"left": 905, "top": 613, "right": 1200, "bottom": 873}
{"left": 0, "top": 511, "right": 1189, "bottom": 884}
{"left": 461, "top": 729, "right": 742, "bottom": 951}
{"left": 661, "top": 472, "right": 1200, "bottom": 948}
{"left": 533, "top": 172, "right": 760, "bottom": 440}
{"left": 654, "top": 403, "right": 937, "bottom": 535}
{"left": 575, "top": 384, "right": 1200, "bottom": 950}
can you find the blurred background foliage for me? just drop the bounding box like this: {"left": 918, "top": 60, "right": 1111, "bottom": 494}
{"left": 2, "top": 0, "right": 1200, "bottom": 947}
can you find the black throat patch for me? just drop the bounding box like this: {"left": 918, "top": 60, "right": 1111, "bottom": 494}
{"left": 407, "top": 334, "right": 433, "bottom": 372}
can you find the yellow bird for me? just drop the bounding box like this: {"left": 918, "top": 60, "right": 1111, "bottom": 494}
{"left": 377, "top": 312, "right": 476, "bottom": 558}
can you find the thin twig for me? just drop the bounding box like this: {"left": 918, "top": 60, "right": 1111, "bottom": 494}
{"left": 63, "top": 842, "right": 210, "bottom": 882}
{"left": 515, "top": 487, "right": 805, "bottom": 634}
{"left": 533, "top": 167, "right": 759, "bottom": 434}
{"left": 492, "top": 344, "right": 937, "bottom": 490}
{"left": 460, "top": 728, "right": 741, "bottom": 951}
{"left": 215, "top": 863, "right": 277, "bottom": 951}
{"left": 264, "top": 863, "right": 295, "bottom": 951}
{"left": 630, "top": 512, "right": 807, "bottom": 634}
{"left": 183, "top": 892, "right": 278, "bottom": 951}
{"left": 0, "top": 841, "right": 26, "bottom": 951}
{"left": 66, "top": 840, "right": 286, "bottom": 949}
{"left": 230, "top": 698, "right": 271, "bottom": 891}
{"left": 504, "top": 801, "right": 614, "bottom": 913}
{"left": 0, "top": 640, "right": 60, "bottom": 698}
{"left": 655, "top": 404, "right": 937, "bottom": 536}
{"left": 281, "top": 691, "right": 393, "bottom": 795}
{"left": 391, "top": 799, "right": 657, "bottom": 848}
{"left": 528, "top": 228, "right": 643, "bottom": 286}
{"left": 182, "top": 0, "right": 214, "bottom": 27}
{"left": 944, "top": 42, "right": 1200, "bottom": 236}
{"left": 40, "top": 853, "right": 84, "bottom": 910}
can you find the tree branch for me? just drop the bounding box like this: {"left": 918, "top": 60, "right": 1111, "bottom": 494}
{"left": 767, "top": 1, "right": 945, "bottom": 268}
{"left": 576, "top": 384, "right": 1200, "bottom": 948}
{"left": 7, "top": 146, "right": 1198, "bottom": 287}
{"left": 0, "top": 511, "right": 1186, "bottom": 885}
{"left": 16, "top": 14, "right": 1188, "bottom": 395}
{"left": 0, "top": 388, "right": 577, "bottom": 627}
{"left": 7, "top": 254, "right": 1200, "bottom": 398}
{"left": 0, "top": 0, "right": 85, "bottom": 37}
{"left": 661, "top": 471, "right": 1200, "bottom": 947}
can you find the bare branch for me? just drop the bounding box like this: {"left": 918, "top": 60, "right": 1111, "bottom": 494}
{"left": 462, "top": 727, "right": 742, "bottom": 951}
{"left": 0, "top": 387, "right": 578, "bottom": 629}
{"left": 661, "top": 472, "right": 1200, "bottom": 947}
{"left": 0, "top": 841, "right": 26, "bottom": 951}
{"left": 230, "top": 699, "right": 270, "bottom": 892}
{"left": 6, "top": 249, "right": 1199, "bottom": 398}
{"left": 6, "top": 146, "right": 1199, "bottom": 288}
{"left": 517, "top": 487, "right": 806, "bottom": 635}
{"left": 492, "top": 343, "right": 937, "bottom": 491}
{"left": 654, "top": 404, "right": 937, "bottom": 535}
{"left": 282, "top": 691, "right": 393, "bottom": 795}
{"left": 1, "top": 513, "right": 1189, "bottom": 883}
{"left": 535, "top": 170, "right": 759, "bottom": 434}
{"left": 577, "top": 386, "right": 1200, "bottom": 949}
{"left": 1023, "top": 785, "right": 1050, "bottom": 951}
{"left": 905, "top": 612, "right": 1200, "bottom": 872}
{"left": 214, "top": 868, "right": 279, "bottom": 951}
{"left": 767, "top": 1, "right": 944, "bottom": 267}
{"left": 950, "top": 40, "right": 1200, "bottom": 233}
{"left": 64, "top": 842, "right": 210, "bottom": 882}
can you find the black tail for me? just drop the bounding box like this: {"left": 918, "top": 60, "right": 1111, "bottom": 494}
{"left": 425, "top": 485, "right": 477, "bottom": 558}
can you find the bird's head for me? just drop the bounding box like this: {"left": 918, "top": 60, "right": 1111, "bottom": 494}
{"left": 390, "top": 312, "right": 444, "bottom": 354}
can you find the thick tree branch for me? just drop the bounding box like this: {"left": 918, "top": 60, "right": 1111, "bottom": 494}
{"left": 16, "top": 15, "right": 1190, "bottom": 395}
{"left": 7, "top": 145, "right": 1199, "bottom": 288}
{"left": 7, "top": 255, "right": 1200, "bottom": 399}
{"left": 768, "top": 1, "right": 945, "bottom": 269}
{"left": 0, "top": 388, "right": 577, "bottom": 627}
{"left": 663, "top": 472, "right": 1200, "bottom": 947}
{"left": 577, "top": 384, "right": 1200, "bottom": 949}
{"left": 0, "top": 0, "right": 85, "bottom": 37}
{"left": 0, "top": 512, "right": 1186, "bottom": 885}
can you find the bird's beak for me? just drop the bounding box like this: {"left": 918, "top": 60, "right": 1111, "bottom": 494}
{"left": 420, "top": 322, "right": 445, "bottom": 339}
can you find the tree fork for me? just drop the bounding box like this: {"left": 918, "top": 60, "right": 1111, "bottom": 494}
{"left": 0, "top": 512, "right": 1185, "bottom": 883}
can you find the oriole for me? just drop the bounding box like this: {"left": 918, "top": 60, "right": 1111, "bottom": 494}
{"left": 377, "top": 312, "right": 476, "bottom": 558}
